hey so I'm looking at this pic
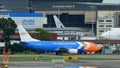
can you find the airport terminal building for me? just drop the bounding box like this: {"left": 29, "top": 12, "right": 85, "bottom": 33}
{"left": 0, "top": 0, "right": 120, "bottom": 40}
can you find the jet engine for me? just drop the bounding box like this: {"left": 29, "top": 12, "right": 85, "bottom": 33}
{"left": 68, "top": 49, "right": 78, "bottom": 54}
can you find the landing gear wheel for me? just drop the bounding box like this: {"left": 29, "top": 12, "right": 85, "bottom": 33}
{"left": 56, "top": 51, "right": 63, "bottom": 55}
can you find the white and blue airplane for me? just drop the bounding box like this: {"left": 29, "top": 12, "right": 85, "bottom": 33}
{"left": 18, "top": 25, "right": 101, "bottom": 55}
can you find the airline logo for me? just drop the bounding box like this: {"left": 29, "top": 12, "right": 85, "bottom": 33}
{"left": 84, "top": 42, "right": 91, "bottom": 50}
{"left": 22, "top": 19, "right": 35, "bottom": 25}
{"left": 77, "top": 42, "right": 84, "bottom": 49}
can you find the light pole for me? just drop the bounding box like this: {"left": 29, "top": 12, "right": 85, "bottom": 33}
{"left": 58, "top": 8, "right": 60, "bottom": 20}
{"left": 52, "top": 5, "right": 61, "bottom": 20}
{"left": 109, "top": 28, "right": 110, "bottom": 46}
{"left": 90, "top": 6, "right": 94, "bottom": 37}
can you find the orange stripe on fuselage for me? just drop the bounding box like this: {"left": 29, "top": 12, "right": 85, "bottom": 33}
{"left": 84, "top": 42, "right": 101, "bottom": 52}
{"left": 83, "top": 66, "right": 97, "bottom": 68}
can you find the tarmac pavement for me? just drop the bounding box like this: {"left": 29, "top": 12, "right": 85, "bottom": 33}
{"left": 1, "top": 54, "right": 120, "bottom": 68}
{"left": 5, "top": 60, "right": 120, "bottom": 68}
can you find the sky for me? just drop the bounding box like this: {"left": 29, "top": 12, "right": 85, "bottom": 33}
{"left": 103, "top": 0, "right": 120, "bottom": 3}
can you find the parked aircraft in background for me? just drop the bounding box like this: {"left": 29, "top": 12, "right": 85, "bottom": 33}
{"left": 17, "top": 25, "right": 101, "bottom": 55}
{"left": 100, "top": 28, "right": 120, "bottom": 40}
{"left": 53, "top": 15, "right": 96, "bottom": 40}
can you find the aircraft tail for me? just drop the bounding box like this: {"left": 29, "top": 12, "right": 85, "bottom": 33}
{"left": 17, "top": 25, "right": 39, "bottom": 42}
{"left": 53, "top": 15, "right": 65, "bottom": 28}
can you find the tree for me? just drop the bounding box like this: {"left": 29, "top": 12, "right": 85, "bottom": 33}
{"left": 0, "top": 18, "right": 17, "bottom": 51}
{"left": 35, "top": 28, "right": 50, "bottom": 40}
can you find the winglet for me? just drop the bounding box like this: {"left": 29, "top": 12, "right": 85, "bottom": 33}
{"left": 17, "top": 25, "right": 39, "bottom": 42}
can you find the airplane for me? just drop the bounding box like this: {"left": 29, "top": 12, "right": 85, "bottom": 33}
{"left": 17, "top": 25, "right": 101, "bottom": 55}
{"left": 100, "top": 28, "right": 120, "bottom": 40}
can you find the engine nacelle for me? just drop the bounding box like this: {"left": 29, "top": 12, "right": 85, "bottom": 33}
{"left": 68, "top": 49, "right": 78, "bottom": 54}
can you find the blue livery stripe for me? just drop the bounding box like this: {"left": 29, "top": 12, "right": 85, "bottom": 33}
{"left": 64, "top": 66, "right": 80, "bottom": 68}
{"left": 9, "top": 13, "right": 43, "bottom": 17}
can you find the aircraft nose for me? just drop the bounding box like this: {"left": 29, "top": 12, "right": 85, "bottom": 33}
{"left": 100, "top": 32, "right": 109, "bottom": 39}
{"left": 101, "top": 32, "right": 106, "bottom": 38}
{"left": 96, "top": 46, "right": 101, "bottom": 51}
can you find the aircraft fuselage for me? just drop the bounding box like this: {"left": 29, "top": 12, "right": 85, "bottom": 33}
{"left": 20, "top": 41, "right": 84, "bottom": 53}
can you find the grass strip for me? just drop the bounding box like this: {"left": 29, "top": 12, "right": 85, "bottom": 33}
{"left": 0, "top": 56, "right": 120, "bottom": 61}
